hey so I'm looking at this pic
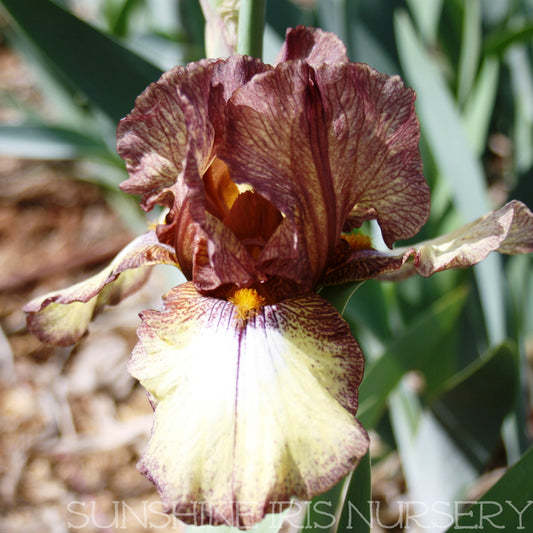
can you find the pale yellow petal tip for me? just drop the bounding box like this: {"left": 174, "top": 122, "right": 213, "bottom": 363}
{"left": 23, "top": 232, "right": 179, "bottom": 347}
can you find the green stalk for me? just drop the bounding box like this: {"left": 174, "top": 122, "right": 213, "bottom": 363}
{"left": 237, "top": 0, "right": 266, "bottom": 58}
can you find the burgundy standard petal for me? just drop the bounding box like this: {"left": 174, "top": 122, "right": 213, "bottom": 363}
{"left": 117, "top": 56, "right": 270, "bottom": 291}
{"left": 117, "top": 56, "right": 268, "bottom": 212}
{"left": 117, "top": 65, "right": 196, "bottom": 210}
{"left": 275, "top": 26, "right": 349, "bottom": 67}
{"left": 221, "top": 60, "right": 429, "bottom": 289}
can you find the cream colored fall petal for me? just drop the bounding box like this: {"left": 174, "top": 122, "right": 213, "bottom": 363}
{"left": 129, "top": 282, "right": 368, "bottom": 529}
{"left": 391, "top": 200, "right": 533, "bottom": 279}
{"left": 23, "top": 232, "right": 179, "bottom": 346}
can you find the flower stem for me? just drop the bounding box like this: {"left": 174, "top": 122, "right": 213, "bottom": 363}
{"left": 237, "top": 0, "right": 266, "bottom": 58}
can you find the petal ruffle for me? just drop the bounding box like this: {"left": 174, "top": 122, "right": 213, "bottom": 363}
{"left": 275, "top": 26, "right": 349, "bottom": 67}
{"left": 117, "top": 59, "right": 217, "bottom": 211}
{"left": 117, "top": 56, "right": 269, "bottom": 291}
{"left": 117, "top": 56, "right": 268, "bottom": 211}
{"left": 23, "top": 232, "right": 178, "bottom": 346}
{"left": 221, "top": 60, "right": 429, "bottom": 289}
{"left": 129, "top": 282, "right": 369, "bottom": 528}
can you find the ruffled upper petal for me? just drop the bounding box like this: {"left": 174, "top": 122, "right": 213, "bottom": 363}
{"left": 129, "top": 282, "right": 368, "bottom": 528}
{"left": 117, "top": 56, "right": 270, "bottom": 291}
{"left": 275, "top": 26, "right": 349, "bottom": 67}
{"left": 117, "top": 56, "right": 268, "bottom": 210}
{"left": 117, "top": 64, "right": 197, "bottom": 209}
{"left": 23, "top": 232, "right": 178, "bottom": 346}
{"left": 220, "top": 60, "right": 429, "bottom": 289}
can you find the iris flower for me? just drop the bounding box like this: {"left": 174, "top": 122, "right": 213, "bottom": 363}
{"left": 24, "top": 27, "right": 533, "bottom": 529}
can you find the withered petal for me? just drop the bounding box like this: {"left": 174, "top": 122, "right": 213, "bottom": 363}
{"left": 129, "top": 282, "right": 368, "bottom": 529}
{"left": 23, "top": 232, "right": 178, "bottom": 346}
{"left": 333, "top": 200, "right": 533, "bottom": 284}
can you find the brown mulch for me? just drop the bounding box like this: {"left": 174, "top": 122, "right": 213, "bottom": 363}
{"left": 0, "top": 156, "right": 187, "bottom": 533}
{"left": 0, "top": 41, "right": 185, "bottom": 532}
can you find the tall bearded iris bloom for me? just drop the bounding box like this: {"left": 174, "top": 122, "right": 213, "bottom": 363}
{"left": 24, "top": 27, "right": 533, "bottom": 529}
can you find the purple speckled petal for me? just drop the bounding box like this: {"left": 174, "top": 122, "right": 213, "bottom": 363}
{"left": 129, "top": 282, "right": 368, "bottom": 528}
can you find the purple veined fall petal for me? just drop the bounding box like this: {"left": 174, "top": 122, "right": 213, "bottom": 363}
{"left": 492, "top": 200, "right": 533, "bottom": 254}
{"left": 355, "top": 200, "right": 533, "bottom": 283}
{"left": 274, "top": 26, "right": 349, "bottom": 67}
{"left": 405, "top": 199, "right": 533, "bottom": 277}
{"left": 128, "top": 282, "right": 369, "bottom": 529}
{"left": 220, "top": 60, "right": 429, "bottom": 289}
{"left": 23, "top": 232, "right": 178, "bottom": 346}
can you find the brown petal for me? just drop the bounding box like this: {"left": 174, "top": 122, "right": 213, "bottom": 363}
{"left": 221, "top": 61, "right": 429, "bottom": 289}
{"left": 117, "top": 63, "right": 206, "bottom": 210}
{"left": 117, "top": 56, "right": 269, "bottom": 213}
{"left": 117, "top": 57, "right": 269, "bottom": 290}
{"left": 275, "top": 26, "right": 349, "bottom": 66}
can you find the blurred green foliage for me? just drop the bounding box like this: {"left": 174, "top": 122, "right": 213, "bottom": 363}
{"left": 1, "top": 1, "right": 532, "bottom": 531}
